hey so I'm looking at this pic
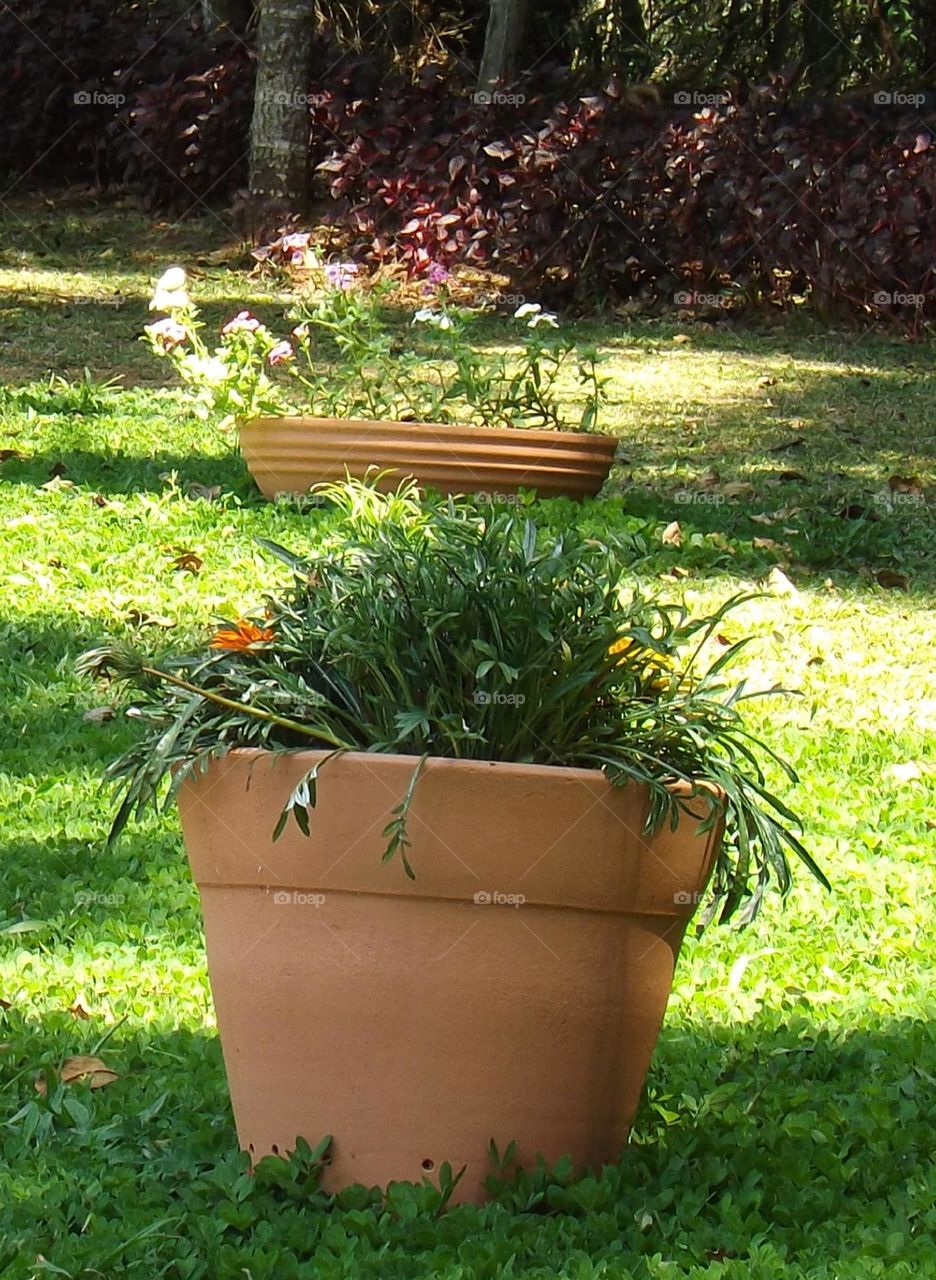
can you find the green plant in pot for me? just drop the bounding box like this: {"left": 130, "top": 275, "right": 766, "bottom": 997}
{"left": 144, "top": 266, "right": 615, "bottom": 500}
{"left": 79, "top": 478, "right": 827, "bottom": 1203}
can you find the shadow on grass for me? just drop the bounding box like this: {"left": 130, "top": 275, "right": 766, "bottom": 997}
{"left": 0, "top": 446, "right": 256, "bottom": 498}
{"left": 0, "top": 1000, "right": 932, "bottom": 1271}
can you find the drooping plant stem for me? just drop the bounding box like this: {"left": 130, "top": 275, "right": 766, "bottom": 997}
{"left": 139, "top": 665, "right": 354, "bottom": 749}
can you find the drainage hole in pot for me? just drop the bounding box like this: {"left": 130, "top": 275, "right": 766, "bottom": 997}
{"left": 248, "top": 1143, "right": 255, "bottom": 1155}
{"left": 271, "top": 1144, "right": 280, "bottom": 1155}
{"left": 421, "top": 1158, "right": 434, "bottom": 1172}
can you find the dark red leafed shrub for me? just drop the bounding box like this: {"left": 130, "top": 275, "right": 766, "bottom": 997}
{"left": 0, "top": 0, "right": 253, "bottom": 206}
{"left": 122, "top": 39, "right": 255, "bottom": 211}
{"left": 309, "top": 71, "right": 936, "bottom": 320}
{"left": 0, "top": 0, "right": 180, "bottom": 184}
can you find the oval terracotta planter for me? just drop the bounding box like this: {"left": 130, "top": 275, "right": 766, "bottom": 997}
{"left": 237, "top": 416, "right": 617, "bottom": 500}
{"left": 178, "top": 750, "right": 722, "bottom": 1203}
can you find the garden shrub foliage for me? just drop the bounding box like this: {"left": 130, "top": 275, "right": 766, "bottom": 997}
{"left": 3, "top": 2, "right": 934, "bottom": 317}
{"left": 0, "top": 0, "right": 252, "bottom": 205}
{"left": 309, "top": 70, "right": 936, "bottom": 318}
{"left": 82, "top": 480, "right": 827, "bottom": 927}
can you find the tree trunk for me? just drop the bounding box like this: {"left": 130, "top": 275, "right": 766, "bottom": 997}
{"left": 201, "top": 0, "right": 253, "bottom": 36}
{"left": 477, "top": 0, "right": 527, "bottom": 89}
{"left": 249, "top": 0, "right": 314, "bottom": 216}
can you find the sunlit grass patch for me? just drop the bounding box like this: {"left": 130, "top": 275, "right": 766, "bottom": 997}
{"left": 0, "top": 201, "right": 933, "bottom": 1278}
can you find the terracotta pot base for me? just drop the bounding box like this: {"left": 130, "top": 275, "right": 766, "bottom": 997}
{"left": 178, "top": 751, "right": 721, "bottom": 1202}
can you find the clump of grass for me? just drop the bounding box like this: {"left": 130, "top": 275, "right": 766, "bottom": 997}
{"left": 0, "top": 369, "right": 121, "bottom": 416}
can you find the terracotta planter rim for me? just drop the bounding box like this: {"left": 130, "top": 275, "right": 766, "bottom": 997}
{"left": 214, "top": 746, "right": 724, "bottom": 804}
{"left": 240, "top": 413, "right": 616, "bottom": 448}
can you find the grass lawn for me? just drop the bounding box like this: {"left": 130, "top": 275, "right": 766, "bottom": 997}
{"left": 0, "top": 196, "right": 934, "bottom": 1279}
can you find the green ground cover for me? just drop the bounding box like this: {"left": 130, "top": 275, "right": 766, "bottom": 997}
{"left": 0, "top": 197, "right": 933, "bottom": 1278}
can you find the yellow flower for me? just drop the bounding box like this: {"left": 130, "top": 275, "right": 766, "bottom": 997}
{"left": 608, "top": 635, "right": 637, "bottom": 658}
{"left": 609, "top": 634, "right": 680, "bottom": 691}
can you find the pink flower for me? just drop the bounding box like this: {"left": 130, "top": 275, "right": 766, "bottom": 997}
{"left": 324, "top": 261, "right": 359, "bottom": 290}
{"left": 427, "top": 262, "right": 451, "bottom": 285}
{"left": 282, "top": 233, "right": 313, "bottom": 266}
{"left": 146, "top": 317, "right": 188, "bottom": 350}
{"left": 222, "top": 311, "right": 260, "bottom": 336}
{"left": 268, "top": 342, "right": 294, "bottom": 366}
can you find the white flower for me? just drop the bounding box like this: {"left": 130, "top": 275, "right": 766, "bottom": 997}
{"left": 150, "top": 288, "right": 191, "bottom": 312}
{"left": 513, "top": 302, "right": 541, "bottom": 319}
{"left": 527, "top": 311, "right": 559, "bottom": 329}
{"left": 150, "top": 266, "right": 190, "bottom": 312}
{"left": 201, "top": 357, "right": 229, "bottom": 385}
{"left": 413, "top": 308, "right": 452, "bottom": 330}
{"left": 156, "top": 266, "right": 187, "bottom": 293}
{"left": 181, "top": 353, "right": 229, "bottom": 385}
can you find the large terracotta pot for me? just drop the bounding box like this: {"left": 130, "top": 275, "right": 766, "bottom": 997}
{"left": 238, "top": 415, "right": 617, "bottom": 500}
{"left": 178, "top": 750, "right": 722, "bottom": 1203}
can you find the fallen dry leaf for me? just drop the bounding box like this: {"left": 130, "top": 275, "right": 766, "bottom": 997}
{"left": 887, "top": 475, "right": 923, "bottom": 495}
{"left": 750, "top": 513, "right": 776, "bottom": 525}
{"left": 0, "top": 448, "right": 27, "bottom": 462}
{"left": 127, "top": 609, "right": 175, "bottom": 629}
{"left": 875, "top": 568, "right": 909, "bottom": 590}
{"left": 40, "top": 476, "right": 75, "bottom": 492}
{"left": 700, "top": 469, "right": 721, "bottom": 488}
{"left": 59, "top": 1055, "right": 119, "bottom": 1089}
{"left": 721, "top": 481, "right": 755, "bottom": 500}
{"left": 186, "top": 483, "right": 222, "bottom": 502}
{"left": 661, "top": 520, "right": 682, "bottom": 546}
{"left": 170, "top": 550, "right": 203, "bottom": 575}
{"left": 766, "top": 567, "right": 799, "bottom": 598}
{"left": 753, "top": 536, "right": 784, "bottom": 552}
{"left": 837, "top": 504, "right": 879, "bottom": 521}
{"left": 83, "top": 707, "right": 115, "bottom": 724}
{"left": 67, "top": 1001, "right": 92, "bottom": 1021}
{"left": 704, "top": 531, "right": 736, "bottom": 552}
{"left": 672, "top": 333, "right": 692, "bottom": 344}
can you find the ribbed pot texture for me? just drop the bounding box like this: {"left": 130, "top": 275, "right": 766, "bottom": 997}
{"left": 178, "top": 750, "right": 722, "bottom": 1203}
{"left": 238, "top": 416, "right": 617, "bottom": 499}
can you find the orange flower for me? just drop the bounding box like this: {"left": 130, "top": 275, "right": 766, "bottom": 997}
{"left": 210, "top": 619, "right": 275, "bottom": 651}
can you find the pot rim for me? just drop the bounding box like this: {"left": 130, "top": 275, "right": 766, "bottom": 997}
{"left": 197, "top": 746, "right": 725, "bottom": 805}
{"left": 239, "top": 414, "right": 617, "bottom": 448}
